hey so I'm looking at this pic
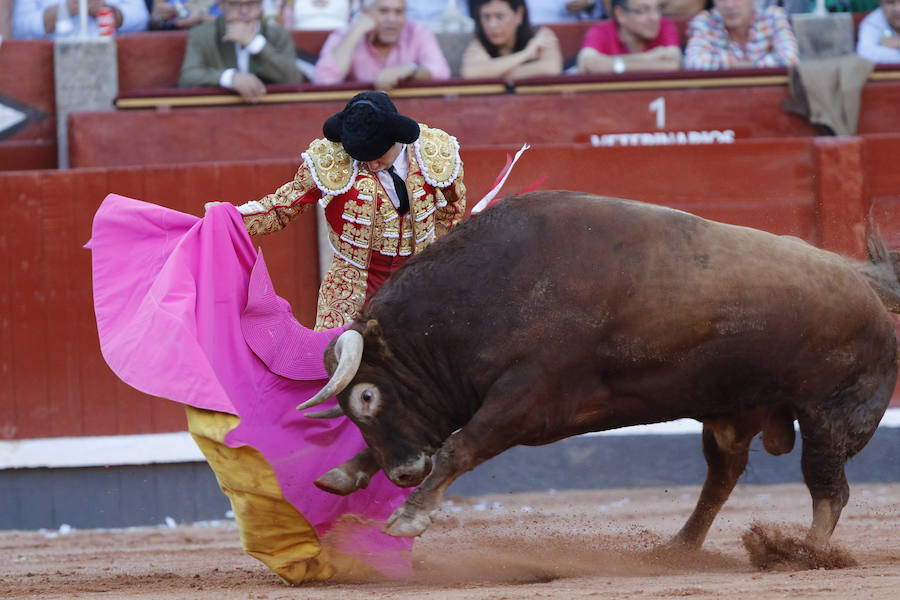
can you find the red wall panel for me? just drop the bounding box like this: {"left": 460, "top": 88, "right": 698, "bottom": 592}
{"left": 1, "top": 135, "right": 898, "bottom": 441}
{"left": 0, "top": 163, "right": 321, "bottom": 440}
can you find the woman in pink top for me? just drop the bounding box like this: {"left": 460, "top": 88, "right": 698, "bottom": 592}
{"left": 312, "top": 0, "right": 450, "bottom": 90}
{"left": 577, "top": 0, "right": 682, "bottom": 74}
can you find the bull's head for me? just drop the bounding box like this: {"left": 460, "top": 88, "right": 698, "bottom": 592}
{"left": 298, "top": 320, "right": 434, "bottom": 487}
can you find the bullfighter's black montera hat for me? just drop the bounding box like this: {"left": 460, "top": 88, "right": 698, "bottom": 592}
{"left": 323, "top": 91, "right": 420, "bottom": 162}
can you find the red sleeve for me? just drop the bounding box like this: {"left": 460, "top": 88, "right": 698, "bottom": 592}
{"left": 581, "top": 22, "right": 615, "bottom": 54}
{"left": 659, "top": 18, "right": 681, "bottom": 47}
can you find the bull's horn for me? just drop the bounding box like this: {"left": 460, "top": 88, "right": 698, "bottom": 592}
{"left": 304, "top": 406, "right": 345, "bottom": 419}
{"left": 296, "top": 329, "right": 363, "bottom": 411}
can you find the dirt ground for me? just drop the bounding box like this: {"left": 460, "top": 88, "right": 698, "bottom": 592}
{"left": 2, "top": 482, "right": 899, "bottom": 600}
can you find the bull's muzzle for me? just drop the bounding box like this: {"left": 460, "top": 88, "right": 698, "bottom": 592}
{"left": 386, "top": 453, "right": 432, "bottom": 488}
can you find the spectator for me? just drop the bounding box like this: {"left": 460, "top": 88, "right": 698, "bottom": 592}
{"left": 282, "top": 0, "right": 354, "bottom": 30}
{"left": 1, "top": 0, "right": 12, "bottom": 40}
{"left": 312, "top": 0, "right": 450, "bottom": 89}
{"left": 529, "top": 0, "right": 605, "bottom": 23}
{"left": 576, "top": 0, "right": 681, "bottom": 74}
{"left": 149, "top": 0, "right": 219, "bottom": 30}
{"left": 856, "top": 0, "right": 900, "bottom": 64}
{"left": 460, "top": 0, "right": 563, "bottom": 79}
{"left": 683, "top": 0, "right": 798, "bottom": 69}
{"left": 13, "top": 0, "right": 149, "bottom": 38}
{"left": 178, "top": 0, "right": 302, "bottom": 103}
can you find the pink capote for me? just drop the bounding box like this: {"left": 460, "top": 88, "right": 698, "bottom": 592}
{"left": 89, "top": 194, "right": 412, "bottom": 576}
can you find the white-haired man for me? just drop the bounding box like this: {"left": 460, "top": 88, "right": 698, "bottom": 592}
{"left": 313, "top": 0, "right": 451, "bottom": 89}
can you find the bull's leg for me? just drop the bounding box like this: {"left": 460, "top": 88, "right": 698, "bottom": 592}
{"left": 314, "top": 448, "right": 380, "bottom": 496}
{"left": 383, "top": 430, "right": 494, "bottom": 537}
{"left": 669, "top": 416, "right": 760, "bottom": 549}
{"left": 797, "top": 417, "right": 853, "bottom": 550}
{"left": 797, "top": 360, "right": 894, "bottom": 550}
{"left": 382, "top": 389, "right": 536, "bottom": 537}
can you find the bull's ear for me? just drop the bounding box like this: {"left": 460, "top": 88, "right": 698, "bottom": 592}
{"left": 363, "top": 319, "right": 382, "bottom": 341}
{"left": 362, "top": 319, "right": 392, "bottom": 358}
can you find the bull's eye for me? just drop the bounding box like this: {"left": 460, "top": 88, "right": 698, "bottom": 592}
{"left": 349, "top": 383, "right": 381, "bottom": 420}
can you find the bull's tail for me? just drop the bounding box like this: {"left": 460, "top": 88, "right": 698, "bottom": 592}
{"left": 856, "top": 222, "right": 900, "bottom": 313}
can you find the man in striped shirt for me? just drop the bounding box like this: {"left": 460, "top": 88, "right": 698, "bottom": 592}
{"left": 683, "top": 0, "right": 798, "bottom": 69}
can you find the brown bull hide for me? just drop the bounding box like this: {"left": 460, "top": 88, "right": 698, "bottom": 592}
{"left": 320, "top": 192, "right": 900, "bottom": 549}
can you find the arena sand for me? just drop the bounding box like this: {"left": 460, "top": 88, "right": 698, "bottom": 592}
{"left": 2, "top": 482, "right": 899, "bottom": 599}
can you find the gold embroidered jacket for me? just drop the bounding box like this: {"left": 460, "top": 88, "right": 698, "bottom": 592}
{"left": 239, "top": 124, "right": 466, "bottom": 329}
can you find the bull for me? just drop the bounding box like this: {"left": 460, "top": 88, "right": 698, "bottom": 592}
{"left": 300, "top": 192, "right": 900, "bottom": 550}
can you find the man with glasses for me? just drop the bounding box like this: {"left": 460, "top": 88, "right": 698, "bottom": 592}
{"left": 576, "top": 0, "right": 682, "bottom": 74}
{"left": 684, "top": 0, "right": 798, "bottom": 69}
{"left": 178, "top": 0, "right": 302, "bottom": 102}
{"left": 857, "top": 0, "right": 900, "bottom": 63}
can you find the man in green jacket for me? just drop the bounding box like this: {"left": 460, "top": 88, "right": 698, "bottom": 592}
{"left": 178, "top": 0, "right": 302, "bottom": 103}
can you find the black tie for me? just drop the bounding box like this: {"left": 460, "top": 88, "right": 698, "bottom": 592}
{"left": 387, "top": 166, "right": 410, "bottom": 215}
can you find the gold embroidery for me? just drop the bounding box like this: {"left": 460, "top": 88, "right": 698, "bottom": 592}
{"left": 415, "top": 125, "right": 461, "bottom": 188}
{"left": 306, "top": 139, "right": 355, "bottom": 194}
{"left": 329, "top": 228, "right": 369, "bottom": 269}
{"left": 315, "top": 258, "right": 367, "bottom": 330}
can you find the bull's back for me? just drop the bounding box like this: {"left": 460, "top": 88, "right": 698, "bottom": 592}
{"left": 373, "top": 192, "right": 897, "bottom": 421}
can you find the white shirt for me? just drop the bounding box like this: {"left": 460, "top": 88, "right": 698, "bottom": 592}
{"left": 218, "top": 24, "right": 267, "bottom": 88}
{"left": 857, "top": 8, "right": 900, "bottom": 65}
{"left": 374, "top": 145, "right": 409, "bottom": 211}
{"left": 12, "top": 0, "right": 148, "bottom": 39}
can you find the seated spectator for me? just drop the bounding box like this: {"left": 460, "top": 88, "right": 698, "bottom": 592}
{"left": 459, "top": 0, "right": 563, "bottom": 80}
{"left": 312, "top": 0, "right": 451, "bottom": 90}
{"left": 529, "top": 0, "right": 605, "bottom": 23}
{"left": 576, "top": 0, "right": 681, "bottom": 74}
{"left": 13, "top": 0, "right": 149, "bottom": 38}
{"left": 856, "top": 0, "right": 900, "bottom": 64}
{"left": 1, "top": 0, "right": 12, "bottom": 40}
{"left": 282, "top": 0, "right": 353, "bottom": 30}
{"left": 683, "top": 0, "right": 798, "bottom": 69}
{"left": 178, "top": 0, "right": 302, "bottom": 103}
{"left": 149, "top": 0, "right": 219, "bottom": 30}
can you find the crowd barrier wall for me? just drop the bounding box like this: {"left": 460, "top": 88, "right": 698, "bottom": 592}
{"left": 0, "top": 161, "right": 318, "bottom": 440}
{"left": 69, "top": 70, "right": 900, "bottom": 169}
{"left": 1, "top": 135, "right": 898, "bottom": 442}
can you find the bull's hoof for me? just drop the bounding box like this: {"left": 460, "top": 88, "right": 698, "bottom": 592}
{"left": 664, "top": 531, "right": 703, "bottom": 551}
{"left": 382, "top": 505, "right": 433, "bottom": 537}
{"left": 314, "top": 467, "right": 370, "bottom": 496}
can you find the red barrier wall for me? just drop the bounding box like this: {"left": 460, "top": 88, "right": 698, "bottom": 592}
{"left": 69, "top": 77, "right": 900, "bottom": 170}
{"left": 0, "top": 161, "right": 318, "bottom": 440}
{"left": 1, "top": 136, "right": 897, "bottom": 441}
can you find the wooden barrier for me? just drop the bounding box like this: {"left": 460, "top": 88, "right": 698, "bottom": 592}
{"left": 0, "top": 161, "right": 318, "bottom": 440}
{"left": 2, "top": 135, "right": 899, "bottom": 440}
{"left": 71, "top": 74, "right": 900, "bottom": 170}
